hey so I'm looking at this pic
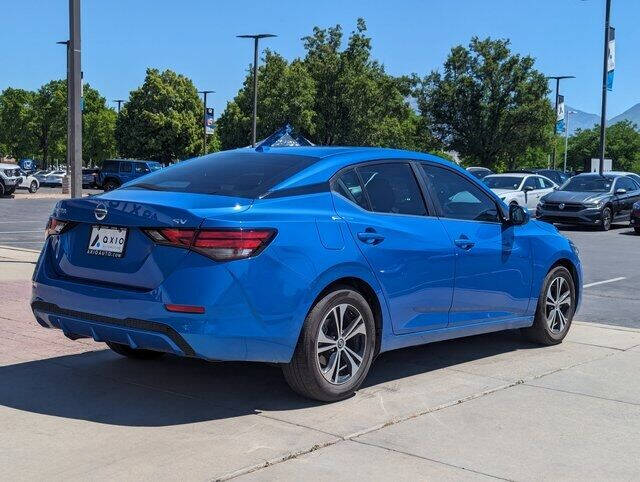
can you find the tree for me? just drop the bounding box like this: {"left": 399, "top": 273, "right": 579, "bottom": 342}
{"left": 0, "top": 88, "right": 36, "bottom": 160}
{"left": 115, "top": 68, "right": 202, "bottom": 162}
{"left": 217, "top": 19, "right": 434, "bottom": 151}
{"left": 566, "top": 121, "right": 640, "bottom": 172}
{"left": 217, "top": 52, "right": 316, "bottom": 149}
{"left": 415, "top": 37, "right": 554, "bottom": 170}
{"left": 31, "top": 80, "right": 68, "bottom": 167}
{"left": 82, "top": 85, "right": 117, "bottom": 165}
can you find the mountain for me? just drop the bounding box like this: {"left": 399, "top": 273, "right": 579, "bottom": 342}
{"left": 566, "top": 107, "right": 600, "bottom": 135}
{"left": 609, "top": 103, "right": 640, "bottom": 128}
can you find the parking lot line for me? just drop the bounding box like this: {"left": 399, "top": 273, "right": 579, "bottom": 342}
{"left": 583, "top": 277, "right": 626, "bottom": 288}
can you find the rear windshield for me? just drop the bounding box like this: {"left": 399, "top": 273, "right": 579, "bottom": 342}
{"left": 562, "top": 176, "right": 614, "bottom": 193}
{"left": 124, "top": 150, "right": 317, "bottom": 198}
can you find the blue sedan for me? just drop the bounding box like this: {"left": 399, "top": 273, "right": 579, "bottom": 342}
{"left": 32, "top": 147, "right": 582, "bottom": 401}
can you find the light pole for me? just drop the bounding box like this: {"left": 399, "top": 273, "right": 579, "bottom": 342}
{"left": 57, "top": 41, "right": 70, "bottom": 174}
{"left": 598, "top": 0, "right": 613, "bottom": 175}
{"left": 113, "top": 99, "right": 125, "bottom": 114}
{"left": 198, "top": 90, "right": 214, "bottom": 155}
{"left": 237, "top": 33, "right": 277, "bottom": 147}
{"left": 564, "top": 110, "right": 577, "bottom": 173}
{"left": 547, "top": 75, "right": 575, "bottom": 169}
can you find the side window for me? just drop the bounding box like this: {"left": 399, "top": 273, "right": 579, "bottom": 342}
{"left": 523, "top": 177, "right": 538, "bottom": 191}
{"left": 333, "top": 169, "right": 368, "bottom": 210}
{"left": 102, "top": 161, "right": 117, "bottom": 173}
{"left": 135, "top": 163, "right": 150, "bottom": 174}
{"left": 120, "top": 162, "right": 132, "bottom": 173}
{"left": 616, "top": 177, "right": 636, "bottom": 192}
{"left": 538, "top": 177, "right": 552, "bottom": 189}
{"left": 420, "top": 164, "right": 500, "bottom": 222}
{"left": 357, "top": 163, "right": 426, "bottom": 215}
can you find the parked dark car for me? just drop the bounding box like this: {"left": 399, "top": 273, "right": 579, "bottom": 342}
{"left": 631, "top": 201, "right": 640, "bottom": 234}
{"left": 82, "top": 168, "right": 100, "bottom": 188}
{"left": 536, "top": 173, "right": 640, "bottom": 230}
{"left": 531, "top": 169, "right": 571, "bottom": 186}
{"left": 98, "top": 159, "right": 162, "bottom": 191}
{"left": 466, "top": 166, "right": 493, "bottom": 180}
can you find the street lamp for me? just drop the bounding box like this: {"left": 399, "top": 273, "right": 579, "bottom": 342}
{"left": 547, "top": 75, "right": 575, "bottom": 169}
{"left": 598, "top": 0, "right": 613, "bottom": 175}
{"left": 113, "top": 99, "right": 125, "bottom": 114}
{"left": 198, "top": 90, "right": 214, "bottom": 155}
{"left": 564, "top": 110, "right": 578, "bottom": 173}
{"left": 237, "top": 33, "right": 277, "bottom": 147}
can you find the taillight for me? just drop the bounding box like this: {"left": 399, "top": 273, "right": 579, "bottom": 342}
{"left": 45, "top": 217, "right": 68, "bottom": 238}
{"left": 143, "top": 228, "right": 276, "bottom": 261}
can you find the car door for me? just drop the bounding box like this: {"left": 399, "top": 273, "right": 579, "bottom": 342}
{"left": 134, "top": 162, "right": 151, "bottom": 180}
{"left": 536, "top": 176, "right": 557, "bottom": 205}
{"left": 332, "top": 162, "right": 455, "bottom": 334}
{"left": 613, "top": 177, "right": 640, "bottom": 219}
{"left": 419, "top": 163, "right": 532, "bottom": 327}
{"left": 522, "top": 176, "right": 543, "bottom": 211}
{"left": 119, "top": 161, "right": 133, "bottom": 183}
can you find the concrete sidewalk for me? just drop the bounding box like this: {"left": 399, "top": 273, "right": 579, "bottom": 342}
{"left": 1, "top": 248, "right": 639, "bottom": 480}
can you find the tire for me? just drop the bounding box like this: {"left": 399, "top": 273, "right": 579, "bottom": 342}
{"left": 0, "top": 182, "right": 4, "bottom": 197}
{"left": 282, "top": 287, "right": 376, "bottom": 402}
{"left": 106, "top": 341, "right": 165, "bottom": 360}
{"left": 103, "top": 179, "right": 119, "bottom": 192}
{"left": 635, "top": 227, "right": 640, "bottom": 234}
{"left": 29, "top": 181, "right": 38, "bottom": 193}
{"left": 600, "top": 206, "right": 612, "bottom": 231}
{"left": 523, "top": 266, "right": 576, "bottom": 345}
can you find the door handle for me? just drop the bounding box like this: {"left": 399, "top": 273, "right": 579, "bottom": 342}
{"left": 357, "top": 231, "right": 385, "bottom": 245}
{"left": 454, "top": 238, "right": 475, "bottom": 250}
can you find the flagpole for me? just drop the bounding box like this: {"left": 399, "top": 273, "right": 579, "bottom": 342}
{"left": 598, "top": 0, "right": 613, "bottom": 176}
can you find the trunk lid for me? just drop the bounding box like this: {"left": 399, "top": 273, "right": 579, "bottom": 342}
{"left": 50, "top": 190, "right": 252, "bottom": 289}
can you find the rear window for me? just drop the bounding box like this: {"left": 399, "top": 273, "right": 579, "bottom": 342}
{"left": 124, "top": 151, "right": 318, "bottom": 198}
{"left": 102, "top": 161, "right": 118, "bottom": 173}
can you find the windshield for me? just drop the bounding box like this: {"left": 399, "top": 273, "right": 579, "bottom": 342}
{"left": 148, "top": 162, "right": 162, "bottom": 171}
{"left": 484, "top": 176, "right": 523, "bottom": 190}
{"left": 124, "top": 150, "right": 318, "bottom": 198}
{"left": 561, "top": 176, "right": 613, "bottom": 193}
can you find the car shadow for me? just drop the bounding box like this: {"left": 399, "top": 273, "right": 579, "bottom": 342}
{"left": 0, "top": 330, "right": 539, "bottom": 427}
{"left": 619, "top": 229, "right": 638, "bottom": 236}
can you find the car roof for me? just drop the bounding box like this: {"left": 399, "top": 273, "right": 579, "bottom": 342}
{"left": 244, "top": 146, "right": 465, "bottom": 191}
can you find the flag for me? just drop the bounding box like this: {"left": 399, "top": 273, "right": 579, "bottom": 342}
{"left": 205, "top": 107, "right": 215, "bottom": 135}
{"left": 556, "top": 95, "right": 565, "bottom": 133}
{"left": 607, "top": 27, "right": 615, "bottom": 91}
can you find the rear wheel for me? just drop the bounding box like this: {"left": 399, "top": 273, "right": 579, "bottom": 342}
{"left": 106, "top": 341, "right": 165, "bottom": 360}
{"left": 103, "top": 179, "right": 119, "bottom": 192}
{"left": 523, "top": 266, "right": 575, "bottom": 345}
{"left": 282, "top": 287, "right": 376, "bottom": 402}
{"left": 29, "top": 181, "right": 38, "bottom": 193}
{"left": 600, "top": 206, "right": 612, "bottom": 231}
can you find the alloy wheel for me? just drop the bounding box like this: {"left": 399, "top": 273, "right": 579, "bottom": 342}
{"left": 602, "top": 208, "right": 612, "bottom": 230}
{"left": 545, "top": 276, "right": 571, "bottom": 334}
{"left": 316, "top": 303, "right": 367, "bottom": 385}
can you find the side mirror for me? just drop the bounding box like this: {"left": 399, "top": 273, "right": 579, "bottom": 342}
{"left": 615, "top": 188, "right": 627, "bottom": 195}
{"left": 523, "top": 186, "right": 534, "bottom": 192}
{"left": 509, "top": 203, "right": 529, "bottom": 226}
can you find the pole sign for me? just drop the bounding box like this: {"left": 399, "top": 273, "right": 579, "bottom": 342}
{"left": 556, "top": 95, "right": 566, "bottom": 133}
{"left": 205, "top": 107, "right": 215, "bottom": 134}
{"left": 607, "top": 27, "right": 615, "bottom": 91}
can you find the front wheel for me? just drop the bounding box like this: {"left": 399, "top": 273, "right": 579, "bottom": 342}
{"left": 106, "top": 341, "right": 165, "bottom": 360}
{"left": 282, "top": 287, "right": 376, "bottom": 402}
{"left": 29, "top": 181, "right": 38, "bottom": 193}
{"left": 523, "top": 266, "right": 576, "bottom": 345}
{"left": 634, "top": 227, "right": 640, "bottom": 234}
{"left": 600, "top": 206, "right": 612, "bottom": 231}
{"left": 103, "top": 180, "right": 119, "bottom": 192}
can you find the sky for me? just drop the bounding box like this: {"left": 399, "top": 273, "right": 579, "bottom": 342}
{"left": 1, "top": 0, "right": 638, "bottom": 118}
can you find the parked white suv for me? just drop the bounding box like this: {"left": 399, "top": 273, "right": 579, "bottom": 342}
{"left": 0, "top": 163, "right": 23, "bottom": 196}
{"left": 484, "top": 173, "right": 558, "bottom": 211}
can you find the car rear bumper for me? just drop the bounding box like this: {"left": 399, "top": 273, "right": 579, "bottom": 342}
{"left": 31, "top": 239, "right": 305, "bottom": 363}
